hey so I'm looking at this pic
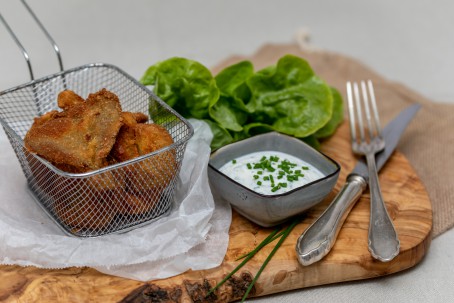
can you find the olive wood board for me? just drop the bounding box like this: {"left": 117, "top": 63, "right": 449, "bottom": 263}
{"left": 0, "top": 121, "right": 433, "bottom": 303}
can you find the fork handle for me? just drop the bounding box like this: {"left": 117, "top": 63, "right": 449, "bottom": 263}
{"left": 366, "top": 153, "right": 400, "bottom": 262}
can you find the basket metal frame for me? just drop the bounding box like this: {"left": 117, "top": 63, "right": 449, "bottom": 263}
{"left": 0, "top": 62, "right": 194, "bottom": 237}
{"left": 0, "top": 1, "right": 194, "bottom": 237}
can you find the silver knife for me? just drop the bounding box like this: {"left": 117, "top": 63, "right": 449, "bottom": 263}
{"left": 296, "top": 104, "right": 421, "bottom": 266}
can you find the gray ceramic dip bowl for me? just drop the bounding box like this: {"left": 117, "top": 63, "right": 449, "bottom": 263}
{"left": 208, "top": 132, "right": 340, "bottom": 227}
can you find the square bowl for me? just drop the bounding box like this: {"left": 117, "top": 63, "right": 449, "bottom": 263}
{"left": 208, "top": 132, "right": 340, "bottom": 227}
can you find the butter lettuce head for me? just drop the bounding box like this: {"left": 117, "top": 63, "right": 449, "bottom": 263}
{"left": 141, "top": 55, "right": 343, "bottom": 150}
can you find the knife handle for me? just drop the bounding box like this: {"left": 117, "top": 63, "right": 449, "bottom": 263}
{"left": 296, "top": 174, "right": 367, "bottom": 266}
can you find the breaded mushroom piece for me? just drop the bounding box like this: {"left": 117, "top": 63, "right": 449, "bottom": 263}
{"left": 24, "top": 89, "right": 123, "bottom": 171}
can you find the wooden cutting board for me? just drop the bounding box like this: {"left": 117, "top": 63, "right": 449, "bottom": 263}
{"left": 0, "top": 120, "right": 432, "bottom": 302}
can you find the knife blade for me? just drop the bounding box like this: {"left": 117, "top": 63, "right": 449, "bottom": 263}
{"left": 296, "top": 104, "right": 421, "bottom": 266}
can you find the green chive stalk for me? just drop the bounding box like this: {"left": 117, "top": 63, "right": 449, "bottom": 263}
{"left": 206, "top": 227, "right": 282, "bottom": 296}
{"left": 235, "top": 229, "right": 287, "bottom": 261}
{"left": 240, "top": 217, "right": 301, "bottom": 302}
{"left": 206, "top": 216, "right": 303, "bottom": 301}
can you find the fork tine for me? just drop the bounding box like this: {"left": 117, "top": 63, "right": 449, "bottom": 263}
{"left": 346, "top": 82, "right": 357, "bottom": 143}
{"left": 361, "top": 81, "right": 374, "bottom": 141}
{"left": 367, "top": 80, "right": 382, "bottom": 136}
{"left": 352, "top": 82, "right": 366, "bottom": 142}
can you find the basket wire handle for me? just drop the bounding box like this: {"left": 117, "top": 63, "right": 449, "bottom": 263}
{"left": 0, "top": 0, "right": 64, "bottom": 81}
{"left": 21, "top": 0, "right": 64, "bottom": 74}
{"left": 0, "top": 12, "right": 34, "bottom": 80}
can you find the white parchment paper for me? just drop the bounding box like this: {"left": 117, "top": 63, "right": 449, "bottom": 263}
{"left": 0, "top": 119, "right": 231, "bottom": 281}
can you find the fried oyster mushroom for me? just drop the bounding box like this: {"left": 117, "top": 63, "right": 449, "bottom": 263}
{"left": 25, "top": 88, "right": 177, "bottom": 230}
{"left": 25, "top": 89, "right": 123, "bottom": 171}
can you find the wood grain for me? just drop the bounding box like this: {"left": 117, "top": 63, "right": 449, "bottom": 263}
{"left": 0, "top": 120, "right": 433, "bottom": 303}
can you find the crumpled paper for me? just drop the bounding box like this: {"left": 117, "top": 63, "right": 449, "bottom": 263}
{"left": 0, "top": 119, "right": 231, "bottom": 281}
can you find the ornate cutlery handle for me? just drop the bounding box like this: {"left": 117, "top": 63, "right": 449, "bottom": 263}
{"left": 296, "top": 174, "right": 367, "bottom": 266}
{"left": 366, "top": 153, "right": 400, "bottom": 262}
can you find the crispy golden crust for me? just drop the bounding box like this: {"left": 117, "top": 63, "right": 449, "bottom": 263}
{"left": 53, "top": 162, "right": 126, "bottom": 191}
{"left": 53, "top": 190, "right": 116, "bottom": 231}
{"left": 135, "top": 124, "right": 174, "bottom": 155}
{"left": 111, "top": 118, "right": 174, "bottom": 162}
{"left": 57, "top": 90, "right": 85, "bottom": 110}
{"left": 26, "top": 89, "right": 178, "bottom": 226}
{"left": 115, "top": 190, "right": 160, "bottom": 216}
{"left": 123, "top": 111, "right": 148, "bottom": 125}
{"left": 24, "top": 89, "right": 123, "bottom": 171}
{"left": 110, "top": 115, "right": 177, "bottom": 193}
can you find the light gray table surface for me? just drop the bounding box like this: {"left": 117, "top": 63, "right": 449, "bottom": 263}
{"left": 1, "top": 1, "right": 453, "bottom": 302}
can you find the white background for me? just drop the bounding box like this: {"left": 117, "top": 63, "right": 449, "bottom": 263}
{"left": 1, "top": 1, "right": 453, "bottom": 302}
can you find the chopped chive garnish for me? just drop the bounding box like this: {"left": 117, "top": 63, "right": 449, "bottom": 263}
{"left": 231, "top": 153, "right": 312, "bottom": 196}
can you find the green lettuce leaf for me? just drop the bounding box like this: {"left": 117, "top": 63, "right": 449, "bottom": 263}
{"left": 202, "top": 119, "right": 234, "bottom": 150}
{"left": 243, "top": 122, "right": 276, "bottom": 137}
{"left": 209, "top": 61, "right": 253, "bottom": 131}
{"left": 140, "top": 57, "right": 219, "bottom": 119}
{"left": 314, "top": 87, "right": 344, "bottom": 138}
{"left": 215, "top": 60, "right": 253, "bottom": 101}
{"left": 246, "top": 55, "right": 333, "bottom": 138}
{"left": 209, "top": 96, "right": 248, "bottom": 131}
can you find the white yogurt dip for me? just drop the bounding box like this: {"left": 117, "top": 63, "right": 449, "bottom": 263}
{"left": 219, "top": 151, "right": 324, "bottom": 195}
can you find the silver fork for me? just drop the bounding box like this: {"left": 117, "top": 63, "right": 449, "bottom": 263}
{"left": 347, "top": 80, "right": 400, "bottom": 262}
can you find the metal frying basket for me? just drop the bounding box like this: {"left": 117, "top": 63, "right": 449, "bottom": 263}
{"left": 0, "top": 2, "right": 194, "bottom": 237}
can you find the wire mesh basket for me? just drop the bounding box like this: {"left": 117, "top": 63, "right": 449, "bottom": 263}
{"left": 0, "top": 63, "right": 194, "bottom": 237}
